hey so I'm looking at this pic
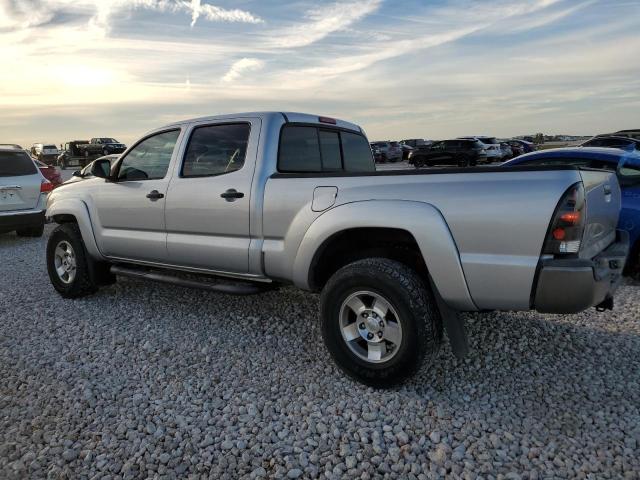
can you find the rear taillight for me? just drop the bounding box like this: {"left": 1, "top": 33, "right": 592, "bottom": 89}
{"left": 543, "top": 183, "right": 585, "bottom": 255}
{"left": 40, "top": 180, "right": 54, "bottom": 193}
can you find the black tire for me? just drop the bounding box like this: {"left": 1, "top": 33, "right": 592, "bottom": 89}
{"left": 47, "top": 223, "right": 99, "bottom": 298}
{"left": 413, "top": 156, "right": 426, "bottom": 168}
{"left": 16, "top": 223, "right": 44, "bottom": 237}
{"left": 320, "top": 258, "right": 441, "bottom": 387}
{"left": 457, "top": 157, "right": 469, "bottom": 167}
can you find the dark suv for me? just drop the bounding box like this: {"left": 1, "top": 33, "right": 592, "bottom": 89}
{"left": 409, "top": 139, "right": 487, "bottom": 167}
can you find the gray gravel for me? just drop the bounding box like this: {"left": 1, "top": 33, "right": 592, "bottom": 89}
{"left": 1, "top": 225, "right": 639, "bottom": 479}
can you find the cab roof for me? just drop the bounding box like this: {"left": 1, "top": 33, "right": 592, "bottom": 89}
{"left": 161, "top": 111, "right": 362, "bottom": 133}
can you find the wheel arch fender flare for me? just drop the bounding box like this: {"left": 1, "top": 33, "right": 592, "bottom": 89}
{"left": 293, "top": 200, "right": 477, "bottom": 311}
{"left": 47, "top": 198, "right": 104, "bottom": 260}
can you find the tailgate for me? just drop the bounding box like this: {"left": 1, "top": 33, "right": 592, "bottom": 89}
{"left": 0, "top": 151, "right": 42, "bottom": 212}
{"left": 580, "top": 169, "right": 620, "bottom": 259}
{"left": 0, "top": 175, "right": 41, "bottom": 212}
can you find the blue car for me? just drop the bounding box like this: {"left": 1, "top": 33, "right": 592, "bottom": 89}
{"left": 504, "top": 147, "right": 640, "bottom": 276}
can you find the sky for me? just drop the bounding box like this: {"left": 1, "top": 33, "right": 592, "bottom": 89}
{"left": 1, "top": 0, "right": 639, "bottom": 147}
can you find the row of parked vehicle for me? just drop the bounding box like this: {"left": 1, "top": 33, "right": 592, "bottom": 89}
{"left": 370, "top": 137, "right": 536, "bottom": 167}
{"left": 29, "top": 138, "right": 127, "bottom": 169}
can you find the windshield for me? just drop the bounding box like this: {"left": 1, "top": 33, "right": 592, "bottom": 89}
{"left": 98, "top": 138, "right": 117, "bottom": 143}
{"left": 0, "top": 151, "right": 38, "bottom": 177}
{"left": 43, "top": 145, "right": 57, "bottom": 150}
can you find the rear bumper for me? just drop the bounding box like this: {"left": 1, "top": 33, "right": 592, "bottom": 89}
{"left": 533, "top": 230, "right": 629, "bottom": 314}
{"left": 0, "top": 209, "right": 46, "bottom": 232}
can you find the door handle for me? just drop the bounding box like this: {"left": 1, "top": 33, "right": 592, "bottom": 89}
{"left": 220, "top": 189, "right": 244, "bottom": 201}
{"left": 146, "top": 190, "right": 164, "bottom": 200}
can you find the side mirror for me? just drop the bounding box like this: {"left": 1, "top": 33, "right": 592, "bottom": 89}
{"left": 91, "top": 159, "right": 112, "bottom": 179}
{"left": 72, "top": 170, "right": 82, "bottom": 178}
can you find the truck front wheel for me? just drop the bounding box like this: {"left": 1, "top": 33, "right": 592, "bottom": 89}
{"left": 47, "top": 223, "right": 100, "bottom": 298}
{"left": 320, "top": 258, "right": 441, "bottom": 387}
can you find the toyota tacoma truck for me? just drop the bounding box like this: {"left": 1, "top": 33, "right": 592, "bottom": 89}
{"left": 44, "top": 112, "right": 629, "bottom": 387}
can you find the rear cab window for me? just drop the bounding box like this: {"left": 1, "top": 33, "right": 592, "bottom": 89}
{"left": 0, "top": 151, "right": 38, "bottom": 177}
{"left": 278, "top": 125, "right": 374, "bottom": 173}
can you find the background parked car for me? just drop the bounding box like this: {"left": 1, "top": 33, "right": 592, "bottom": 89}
{"left": 503, "top": 147, "right": 640, "bottom": 277}
{"left": 458, "top": 136, "right": 502, "bottom": 161}
{"left": 500, "top": 142, "right": 513, "bottom": 160}
{"left": 400, "top": 143, "right": 413, "bottom": 160}
{"left": 65, "top": 154, "right": 120, "bottom": 184}
{"left": 370, "top": 143, "right": 385, "bottom": 163}
{"left": 30, "top": 143, "right": 59, "bottom": 165}
{"left": 508, "top": 139, "right": 536, "bottom": 153}
{"left": 401, "top": 138, "right": 428, "bottom": 148}
{"left": 371, "top": 141, "right": 402, "bottom": 162}
{"left": 0, "top": 145, "right": 51, "bottom": 237}
{"left": 400, "top": 139, "right": 430, "bottom": 159}
{"left": 410, "top": 139, "right": 487, "bottom": 167}
{"left": 581, "top": 135, "right": 640, "bottom": 151}
{"left": 77, "top": 137, "right": 127, "bottom": 158}
{"left": 506, "top": 140, "right": 525, "bottom": 158}
{"left": 34, "top": 159, "right": 63, "bottom": 188}
{"left": 613, "top": 129, "right": 640, "bottom": 140}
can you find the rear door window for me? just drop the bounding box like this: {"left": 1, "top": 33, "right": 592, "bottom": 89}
{"left": 182, "top": 123, "right": 250, "bottom": 177}
{"left": 0, "top": 151, "right": 38, "bottom": 177}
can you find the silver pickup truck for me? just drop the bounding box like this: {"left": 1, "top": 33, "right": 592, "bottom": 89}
{"left": 45, "top": 112, "right": 628, "bottom": 386}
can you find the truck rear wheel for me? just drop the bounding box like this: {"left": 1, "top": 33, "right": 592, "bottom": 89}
{"left": 320, "top": 258, "right": 441, "bottom": 387}
{"left": 47, "top": 223, "right": 100, "bottom": 298}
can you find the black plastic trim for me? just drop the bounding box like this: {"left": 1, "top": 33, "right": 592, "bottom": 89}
{"left": 270, "top": 164, "right": 586, "bottom": 179}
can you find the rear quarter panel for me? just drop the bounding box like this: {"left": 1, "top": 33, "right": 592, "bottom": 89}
{"left": 263, "top": 169, "right": 582, "bottom": 311}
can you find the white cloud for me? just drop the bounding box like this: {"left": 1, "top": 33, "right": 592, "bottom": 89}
{"left": 221, "top": 58, "right": 265, "bottom": 83}
{"left": 0, "top": 0, "right": 54, "bottom": 28}
{"left": 185, "top": 0, "right": 263, "bottom": 28}
{"left": 273, "top": 0, "right": 382, "bottom": 48}
{"left": 0, "top": 0, "right": 262, "bottom": 33}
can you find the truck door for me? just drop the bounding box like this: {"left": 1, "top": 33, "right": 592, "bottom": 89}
{"left": 88, "top": 129, "right": 182, "bottom": 262}
{"left": 164, "top": 119, "right": 260, "bottom": 273}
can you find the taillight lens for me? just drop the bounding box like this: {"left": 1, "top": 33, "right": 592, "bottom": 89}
{"left": 543, "top": 183, "right": 585, "bottom": 255}
{"left": 40, "top": 180, "right": 54, "bottom": 193}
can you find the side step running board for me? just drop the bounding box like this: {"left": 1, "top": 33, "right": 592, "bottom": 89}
{"left": 110, "top": 265, "right": 271, "bottom": 296}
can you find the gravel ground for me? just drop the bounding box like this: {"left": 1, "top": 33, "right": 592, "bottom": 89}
{"left": 1, "top": 226, "right": 639, "bottom": 480}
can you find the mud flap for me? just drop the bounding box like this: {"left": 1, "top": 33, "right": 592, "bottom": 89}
{"left": 428, "top": 276, "right": 469, "bottom": 359}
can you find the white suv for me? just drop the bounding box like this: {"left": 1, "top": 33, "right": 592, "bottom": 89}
{"left": 0, "top": 145, "right": 52, "bottom": 237}
{"left": 30, "top": 143, "right": 59, "bottom": 165}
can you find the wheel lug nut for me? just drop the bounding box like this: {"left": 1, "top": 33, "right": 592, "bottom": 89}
{"left": 359, "top": 323, "right": 365, "bottom": 329}
{"left": 367, "top": 333, "right": 374, "bottom": 340}
{"left": 379, "top": 321, "right": 384, "bottom": 327}
{"left": 377, "top": 331, "right": 383, "bottom": 338}
{"left": 363, "top": 313, "right": 368, "bottom": 318}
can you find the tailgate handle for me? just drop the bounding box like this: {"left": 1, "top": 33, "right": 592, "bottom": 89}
{"left": 603, "top": 185, "right": 611, "bottom": 195}
{"left": 0, "top": 185, "right": 22, "bottom": 190}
